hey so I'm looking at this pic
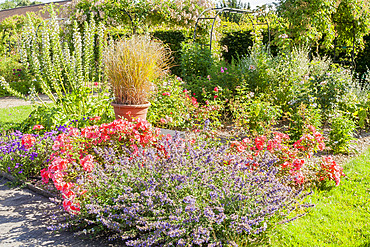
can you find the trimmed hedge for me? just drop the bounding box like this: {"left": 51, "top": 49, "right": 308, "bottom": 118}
{"left": 355, "top": 34, "right": 370, "bottom": 83}
{"left": 152, "top": 30, "right": 189, "bottom": 76}
{"left": 220, "top": 28, "right": 277, "bottom": 63}
{"left": 220, "top": 30, "right": 254, "bottom": 64}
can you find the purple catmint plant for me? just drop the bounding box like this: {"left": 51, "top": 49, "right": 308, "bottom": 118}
{"left": 71, "top": 134, "right": 313, "bottom": 246}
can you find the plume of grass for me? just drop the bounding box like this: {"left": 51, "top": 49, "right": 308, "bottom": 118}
{"left": 104, "top": 35, "right": 171, "bottom": 105}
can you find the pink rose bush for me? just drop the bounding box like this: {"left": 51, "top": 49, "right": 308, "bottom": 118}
{"left": 230, "top": 125, "right": 344, "bottom": 186}
{"left": 41, "top": 118, "right": 160, "bottom": 214}
{"left": 21, "top": 134, "right": 36, "bottom": 149}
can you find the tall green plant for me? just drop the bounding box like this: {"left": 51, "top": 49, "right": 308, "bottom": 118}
{"left": 0, "top": 10, "right": 108, "bottom": 125}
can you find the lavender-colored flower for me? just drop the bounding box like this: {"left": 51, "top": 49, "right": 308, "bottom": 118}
{"left": 55, "top": 134, "right": 314, "bottom": 246}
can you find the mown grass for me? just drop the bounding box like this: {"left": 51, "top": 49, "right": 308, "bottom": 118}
{"left": 0, "top": 105, "right": 33, "bottom": 132}
{"left": 269, "top": 149, "right": 370, "bottom": 246}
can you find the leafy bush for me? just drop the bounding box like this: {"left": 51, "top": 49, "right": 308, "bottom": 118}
{"left": 288, "top": 103, "right": 322, "bottom": 142}
{"left": 0, "top": 56, "right": 35, "bottom": 97}
{"left": 148, "top": 76, "right": 222, "bottom": 130}
{"left": 64, "top": 0, "right": 213, "bottom": 31}
{"left": 0, "top": 13, "right": 43, "bottom": 57}
{"left": 19, "top": 92, "right": 114, "bottom": 132}
{"left": 152, "top": 29, "right": 189, "bottom": 76}
{"left": 355, "top": 34, "right": 370, "bottom": 85}
{"left": 308, "top": 67, "right": 353, "bottom": 115}
{"left": 220, "top": 29, "right": 254, "bottom": 63}
{"left": 184, "top": 61, "right": 245, "bottom": 105}
{"left": 329, "top": 111, "right": 356, "bottom": 154}
{"left": 229, "top": 87, "right": 281, "bottom": 135}
{"left": 48, "top": 132, "right": 313, "bottom": 246}
{"left": 0, "top": 128, "right": 65, "bottom": 180}
{"left": 180, "top": 42, "right": 213, "bottom": 82}
{"left": 238, "top": 45, "right": 274, "bottom": 95}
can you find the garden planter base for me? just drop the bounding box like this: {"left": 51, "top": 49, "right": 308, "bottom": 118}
{"left": 111, "top": 102, "right": 151, "bottom": 122}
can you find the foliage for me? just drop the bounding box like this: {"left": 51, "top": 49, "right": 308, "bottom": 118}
{"left": 0, "top": 11, "right": 112, "bottom": 130}
{"left": 63, "top": 0, "right": 214, "bottom": 31}
{"left": 217, "top": 0, "right": 248, "bottom": 23}
{"left": 45, "top": 127, "right": 314, "bottom": 246}
{"left": 220, "top": 29, "right": 254, "bottom": 64}
{"left": 308, "top": 67, "right": 353, "bottom": 115}
{"left": 148, "top": 76, "right": 222, "bottom": 130}
{"left": 104, "top": 34, "right": 171, "bottom": 105}
{"left": 0, "top": 0, "right": 41, "bottom": 10}
{"left": 19, "top": 94, "right": 114, "bottom": 132}
{"left": 229, "top": 87, "right": 281, "bottom": 135}
{"left": 152, "top": 29, "right": 189, "bottom": 76}
{"left": 0, "top": 56, "right": 36, "bottom": 97}
{"left": 0, "top": 128, "right": 63, "bottom": 180}
{"left": 276, "top": 0, "right": 370, "bottom": 56}
{"left": 0, "top": 13, "right": 43, "bottom": 57}
{"left": 180, "top": 42, "right": 213, "bottom": 82}
{"left": 329, "top": 111, "right": 356, "bottom": 154}
{"left": 288, "top": 103, "right": 322, "bottom": 142}
{"left": 238, "top": 45, "right": 274, "bottom": 96}
{"left": 183, "top": 61, "right": 245, "bottom": 107}
{"left": 355, "top": 34, "right": 370, "bottom": 84}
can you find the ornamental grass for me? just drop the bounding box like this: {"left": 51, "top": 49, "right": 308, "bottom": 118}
{"left": 104, "top": 35, "right": 172, "bottom": 105}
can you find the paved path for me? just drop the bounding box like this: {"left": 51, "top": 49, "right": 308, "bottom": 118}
{"left": 0, "top": 95, "right": 52, "bottom": 109}
{"left": 0, "top": 177, "right": 124, "bottom": 247}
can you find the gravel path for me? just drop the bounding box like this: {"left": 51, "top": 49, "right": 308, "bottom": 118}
{"left": 0, "top": 95, "right": 52, "bottom": 109}
{"left": 0, "top": 177, "right": 124, "bottom": 247}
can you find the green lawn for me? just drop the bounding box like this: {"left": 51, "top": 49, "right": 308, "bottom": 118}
{"left": 269, "top": 149, "right": 370, "bottom": 246}
{"left": 0, "top": 105, "right": 33, "bottom": 132}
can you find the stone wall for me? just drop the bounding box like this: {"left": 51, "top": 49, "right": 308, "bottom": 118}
{"left": 0, "top": 0, "right": 71, "bottom": 22}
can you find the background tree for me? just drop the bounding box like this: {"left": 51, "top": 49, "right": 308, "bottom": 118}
{"left": 218, "top": 0, "right": 248, "bottom": 24}
{"left": 276, "top": 0, "right": 370, "bottom": 57}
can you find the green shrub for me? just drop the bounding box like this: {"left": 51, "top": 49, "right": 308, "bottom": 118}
{"left": 148, "top": 76, "right": 222, "bottom": 130}
{"left": 20, "top": 89, "right": 114, "bottom": 132}
{"left": 219, "top": 25, "right": 276, "bottom": 63}
{"left": 329, "top": 111, "right": 356, "bottom": 154}
{"left": 288, "top": 103, "right": 322, "bottom": 142}
{"left": 180, "top": 42, "right": 213, "bottom": 82}
{"left": 238, "top": 45, "right": 274, "bottom": 95}
{"left": 152, "top": 29, "right": 189, "bottom": 76}
{"left": 0, "top": 56, "right": 35, "bottom": 97}
{"left": 0, "top": 13, "right": 43, "bottom": 57}
{"left": 230, "top": 85, "right": 281, "bottom": 135}
{"left": 220, "top": 29, "right": 254, "bottom": 63}
{"left": 308, "top": 67, "right": 353, "bottom": 115}
{"left": 184, "top": 60, "right": 245, "bottom": 104}
{"left": 355, "top": 34, "right": 370, "bottom": 85}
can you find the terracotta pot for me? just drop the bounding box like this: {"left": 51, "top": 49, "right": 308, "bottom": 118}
{"left": 111, "top": 102, "right": 151, "bottom": 122}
